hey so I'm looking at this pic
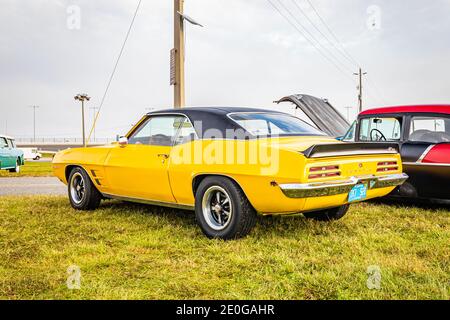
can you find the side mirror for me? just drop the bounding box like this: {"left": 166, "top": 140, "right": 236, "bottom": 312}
{"left": 118, "top": 136, "right": 128, "bottom": 147}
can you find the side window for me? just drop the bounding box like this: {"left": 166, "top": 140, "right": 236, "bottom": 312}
{"left": 128, "top": 116, "right": 185, "bottom": 146}
{"left": 6, "top": 139, "right": 13, "bottom": 148}
{"left": 409, "top": 116, "right": 450, "bottom": 143}
{"left": 173, "top": 118, "right": 197, "bottom": 146}
{"left": 0, "top": 137, "right": 8, "bottom": 148}
{"left": 359, "top": 117, "right": 402, "bottom": 142}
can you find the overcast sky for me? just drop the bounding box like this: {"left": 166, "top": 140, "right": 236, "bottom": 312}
{"left": 1, "top": 0, "right": 450, "bottom": 139}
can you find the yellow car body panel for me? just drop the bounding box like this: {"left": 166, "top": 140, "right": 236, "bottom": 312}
{"left": 53, "top": 135, "right": 403, "bottom": 215}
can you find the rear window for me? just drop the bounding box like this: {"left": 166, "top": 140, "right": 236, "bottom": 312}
{"left": 409, "top": 116, "right": 450, "bottom": 143}
{"left": 229, "top": 113, "right": 326, "bottom": 137}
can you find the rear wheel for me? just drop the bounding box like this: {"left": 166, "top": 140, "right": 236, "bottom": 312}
{"left": 195, "top": 177, "right": 257, "bottom": 240}
{"left": 9, "top": 159, "right": 21, "bottom": 173}
{"left": 303, "top": 205, "right": 350, "bottom": 221}
{"left": 68, "top": 167, "right": 102, "bottom": 210}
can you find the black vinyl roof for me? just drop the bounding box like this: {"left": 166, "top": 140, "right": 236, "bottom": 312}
{"left": 147, "top": 107, "right": 286, "bottom": 139}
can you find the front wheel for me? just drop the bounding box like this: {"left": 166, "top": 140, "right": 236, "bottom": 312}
{"left": 303, "top": 205, "right": 350, "bottom": 221}
{"left": 68, "top": 167, "right": 102, "bottom": 210}
{"left": 195, "top": 177, "right": 257, "bottom": 240}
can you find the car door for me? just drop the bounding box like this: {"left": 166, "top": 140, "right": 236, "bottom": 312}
{"left": 104, "top": 115, "right": 185, "bottom": 203}
{"left": 400, "top": 114, "right": 450, "bottom": 199}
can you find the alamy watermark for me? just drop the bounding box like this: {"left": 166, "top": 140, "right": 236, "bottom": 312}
{"left": 67, "top": 5, "right": 81, "bottom": 30}
{"left": 367, "top": 5, "right": 382, "bottom": 31}
{"left": 366, "top": 265, "right": 382, "bottom": 290}
{"left": 67, "top": 265, "right": 81, "bottom": 290}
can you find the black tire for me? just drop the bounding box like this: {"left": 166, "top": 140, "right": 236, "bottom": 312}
{"left": 9, "top": 159, "right": 21, "bottom": 173}
{"left": 68, "top": 167, "right": 102, "bottom": 210}
{"left": 195, "top": 176, "right": 257, "bottom": 240}
{"left": 303, "top": 205, "right": 350, "bottom": 222}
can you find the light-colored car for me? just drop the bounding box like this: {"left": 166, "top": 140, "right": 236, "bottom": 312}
{"left": 21, "top": 148, "right": 43, "bottom": 160}
{"left": 0, "top": 135, "right": 24, "bottom": 173}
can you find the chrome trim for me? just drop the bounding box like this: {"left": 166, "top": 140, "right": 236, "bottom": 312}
{"left": 417, "top": 145, "right": 435, "bottom": 163}
{"left": 403, "top": 162, "right": 450, "bottom": 167}
{"left": 279, "top": 173, "right": 409, "bottom": 198}
{"left": 102, "top": 193, "right": 195, "bottom": 211}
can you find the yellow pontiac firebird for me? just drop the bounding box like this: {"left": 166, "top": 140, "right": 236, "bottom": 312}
{"left": 53, "top": 107, "right": 408, "bottom": 239}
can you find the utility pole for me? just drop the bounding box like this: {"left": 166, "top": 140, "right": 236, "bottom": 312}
{"left": 74, "top": 94, "right": 90, "bottom": 147}
{"left": 173, "top": 0, "right": 185, "bottom": 109}
{"left": 171, "top": 1, "right": 203, "bottom": 109}
{"left": 90, "top": 107, "right": 99, "bottom": 143}
{"left": 29, "top": 106, "right": 40, "bottom": 142}
{"left": 354, "top": 68, "right": 367, "bottom": 113}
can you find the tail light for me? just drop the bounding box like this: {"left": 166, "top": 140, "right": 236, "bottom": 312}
{"left": 308, "top": 165, "right": 340, "bottom": 179}
{"left": 377, "top": 161, "right": 398, "bottom": 173}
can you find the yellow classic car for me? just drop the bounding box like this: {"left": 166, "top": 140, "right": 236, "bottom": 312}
{"left": 53, "top": 107, "right": 408, "bottom": 239}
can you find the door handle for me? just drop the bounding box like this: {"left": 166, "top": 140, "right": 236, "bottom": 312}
{"left": 158, "top": 154, "right": 170, "bottom": 159}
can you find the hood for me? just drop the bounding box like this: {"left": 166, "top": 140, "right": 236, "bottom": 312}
{"left": 275, "top": 94, "right": 350, "bottom": 137}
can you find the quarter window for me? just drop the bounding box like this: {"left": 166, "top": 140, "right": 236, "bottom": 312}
{"left": 409, "top": 116, "right": 450, "bottom": 143}
{"left": 359, "top": 117, "right": 402, "bottom": 142}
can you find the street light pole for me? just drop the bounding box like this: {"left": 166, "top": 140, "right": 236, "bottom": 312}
{"left": 74, "top": 94, "right": 91, "bottom": 147}
{"left": 172, "top": 0, "right": 203, "bottom": 109}
{"left": 29, "top": 106, "right": 40, "bottom": 142}
{"left": 173, "top": 0, "right": 185, "bottom": 109}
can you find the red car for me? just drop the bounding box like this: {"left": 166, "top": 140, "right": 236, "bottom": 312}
{"left": 343, "top": 105, "right": 450, "bottom": 202}
{"left": 276, "top": 95, "right": 450, "bottom": 202}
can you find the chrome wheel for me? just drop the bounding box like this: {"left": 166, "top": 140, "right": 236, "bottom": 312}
{"left": 70, "top": 172, "right": 85, "bottom": 205}
{"left": 202, "top": 186, "right": 233, "bottom": 231}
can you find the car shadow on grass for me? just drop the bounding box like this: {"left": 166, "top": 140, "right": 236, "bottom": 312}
{"left": 96, "top": 200, "right": 345, "bottom": 239}
{"left": 370, "top": 198, "right": 450, "bottom": 212}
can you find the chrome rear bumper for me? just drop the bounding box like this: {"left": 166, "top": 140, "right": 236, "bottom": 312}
{"left": 279, "top": 173, "right": 409, "bottom": 199}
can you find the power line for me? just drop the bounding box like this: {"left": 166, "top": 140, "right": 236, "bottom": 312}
{"left": 290, "top": 0, "right": 357, "bottom": 70}
{"left": 275, "top": 0, "right": 355, "bottom": 74}
{"left": 266, "top": 0, "right": 355, "bottom": 83}
{"left": 303, "top": 0, "right": 389, "bottom": 107}
{"left": 86, "top": 0, "right": 143, "bottom": 144}
{"left": 304, "top": 0, "right": 360, "bottom": 67}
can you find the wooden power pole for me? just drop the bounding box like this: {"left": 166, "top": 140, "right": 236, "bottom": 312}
{"left": 354, "top": 68, "right": 367, "bottom": 113}
{"left": 173, "top": 0, "right": 185, "bottom": 108}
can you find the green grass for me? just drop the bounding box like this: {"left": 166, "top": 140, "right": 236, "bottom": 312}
{"left": 0, "top": 196, "right": 449, "bottom": 300}
{"left": 0, "top": 161, "right": 53, "bottom": 177}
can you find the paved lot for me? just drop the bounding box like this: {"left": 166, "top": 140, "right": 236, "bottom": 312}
{"left": 0, "top": 177, "right": 66, "bottom": 196}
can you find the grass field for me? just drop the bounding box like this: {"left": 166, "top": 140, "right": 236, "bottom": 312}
{"left": 0, "top": 196, "right": 449, "bottom": 300}
{"left": 0, "top": 161, "right": 53, "bottom": 177}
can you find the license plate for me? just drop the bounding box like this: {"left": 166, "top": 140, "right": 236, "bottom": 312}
{"left": 348, "top": 184, "right": 367, "bottom": 203}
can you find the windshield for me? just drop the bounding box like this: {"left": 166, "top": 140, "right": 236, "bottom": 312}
{"left": 229, "top": 113, "right": 326, "bottom": 137}
{"left": 359, "top": 117, "right": 402, "bottom": 142}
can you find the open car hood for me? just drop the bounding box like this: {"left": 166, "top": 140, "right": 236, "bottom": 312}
{"left": 275, "top": 94, "right": 350, "bottom": 137}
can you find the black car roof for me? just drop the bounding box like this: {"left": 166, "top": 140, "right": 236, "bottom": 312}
{"left": 146, "top": 107, "right": 287, "bottom": 138}
{"left": 147, "top": 106, "right": 282, "bottom": 117}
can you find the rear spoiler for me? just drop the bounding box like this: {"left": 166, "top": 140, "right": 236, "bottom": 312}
{"left": 301, "top": 143, "right": 400, "bottom": 158}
